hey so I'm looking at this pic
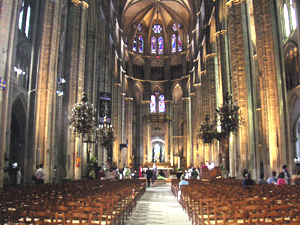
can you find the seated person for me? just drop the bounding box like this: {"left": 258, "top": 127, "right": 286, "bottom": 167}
{"left": 201, "top": 164, "right": 208, "bottom": 170}
{"left": 267, "top": 171, "right": 278, "bottom": 184}
{"left": 257, "top": 174, "right": 268, "bottom": 185}
{"left": 242, "top": 173, "right": 254, "bottom": 189}
{"left": 159, "top": 170, "right": 165, "bottom": 177}
{"left": 179, "top": 176, "right": 189, "bottom": 189}
{"left": 277, "top": 172, "right": 287, "bottom": 185}
{"left": 178, "top": 176, "right": 189, "bottom": 201}
{"left": 176, "top": 169, "right": 182, "bottom": 179}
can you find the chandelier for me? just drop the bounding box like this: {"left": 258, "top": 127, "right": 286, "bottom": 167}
{"left": 216, "top": 92, "right": 243, "bottom": 136}
{"left": 68, "top": 92, "right": 97, "bottom": 140}
{"left": 198, "top": 92, "right": 243, "bottom": 144}
{"left": 96, "top": 117, "right": 115, "bottom": 148}
{"left": 197, "top": 114, "right": 217, "bottom": 144}
{"left": 96, "top": 117, "right": 115, "bottom": 163}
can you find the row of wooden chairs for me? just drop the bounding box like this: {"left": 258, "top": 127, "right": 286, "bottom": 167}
{"left": 172, "top": 178, "right": 300, "bottom": 224}
{"left": 0, "top": 179, "right": 146, "bottom": 225}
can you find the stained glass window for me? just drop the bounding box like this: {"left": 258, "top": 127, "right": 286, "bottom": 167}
{"left": 138, "top": 23, "right": 142, "bottom": 32}
{"left": 159, "top": 95, "right": 165, "bottom": 113}
{"left": 158, "top": 37, "right": 163, "bottom": 54}
{"left": 284, "top": 4, "right": 290, "bottom": 37}
{"left": 153, "top": 24, "right": 162, "bottom": 33}
{"left": 18, "top": 1, "right": 24, "bottom": 30}
{"left": 150, "top": 95, "right": 156, "bottom": 113}
{"left": 178, "top": 35, "right": 182, "bottom": 52}
{"left": 172, "top": 23, "right": 178, "bottom": 31}
{"left": 151, "top": 37, "right": 157, "bottom": 54}
{"left": 25, "top": 5, "right": 31, "bottom": 37}
{"left": 172, "top": 34, "right": 176, "bottom": 53}
{"left": 133, "top": 34, "right": 137, "bottom": 51}
{"left": 138, "top": 35, "right": 143, "bottom": 53}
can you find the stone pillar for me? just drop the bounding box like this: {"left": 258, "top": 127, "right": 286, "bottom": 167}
{"left": 199, "top": 71, "right": 206, "bottom": 166}
{"left": 253, "top": 0, "right": 290, "bottom": 174}
{"left": 216, "top": 30, "right": 231, "bottom": 97}
{"left": 26, "top": 0, "right": 64, "bottom": 183}
{"left": 125, "top": 97, "right": 133, "bottom": 166}
{"left": 0, "top": 0, "right": 18, "bottom": 187}
{"left": 182, "top": 97, "right": 191, "bottom": 167}
{"left": 65, "top": 0, "right": 89, "bottom": 180}
{"left": 205, "top": 54, "right": 219, "bottom": 163}
{"left": 142, "top": 100, "right": 150, "bottom": 163}
{"left": 227, "top": 0, "right": 259, "bottom": 178}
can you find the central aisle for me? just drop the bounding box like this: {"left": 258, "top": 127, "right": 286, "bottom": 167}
{"left": 124, "top": 183, "right": 192, "bottom": 225}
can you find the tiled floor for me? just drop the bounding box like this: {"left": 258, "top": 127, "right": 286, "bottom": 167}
{"left": 124, "top": 182, "right": 192, "bottom": 225}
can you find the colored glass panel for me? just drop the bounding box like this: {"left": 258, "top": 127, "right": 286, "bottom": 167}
{"left": 158, "top": 37, "right": 163, "bottom": 54}
{"left": 18, "top": 1, "right": 24, "bottom": 30}
{"left": 159, "top": 95, "right": 165, "bottom": 113}
{"left": 178, "top": 35, "right": 182, "bottom": 52}
{"left": 172, "top": 23, "right": 178, "bottom": 31}
{"left": 133, "top": 34, "right": 137, "bottom": 51}
{"left": 172, "top": 34, "right": 176, "bottom": 53}
{"left": 138, "top": 23, "right": 142, "bottom": 31}
{"left": 153, "top": 24, "right": 162, "bottom": 33}
{"left": 151, "top": 37, "right": 157, "bottom": 54}
{"left": 25, "top": 5, "right": 31, "bottom": 37}
{"left": 150, "top": 95, "right": 156, "bottom": 113}
{"left": 138, "top": 35, "right": 143, "bottom": 53}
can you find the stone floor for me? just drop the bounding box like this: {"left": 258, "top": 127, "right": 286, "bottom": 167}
{"left": 124, "top": 182, "right": 192, "bottom": 225}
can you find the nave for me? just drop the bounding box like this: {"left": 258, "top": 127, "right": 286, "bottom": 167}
{"left": 125, "top": 183, "right": 192, "bottom": 225}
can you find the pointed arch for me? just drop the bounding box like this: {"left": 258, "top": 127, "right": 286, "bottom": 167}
{"left": 133, "top": 82, "right": 144, "bottom": 104}
{"left": 172, "top": 82, "right": 183, "bottom": 105}
{"left": 152, "top": 84, "right": 164, "bottom": 94}
{"left": 133, "top": 56, "right": 145, "bottom": 66}
{"left": 170, "top": 57, "right": 182, "bottom": 66}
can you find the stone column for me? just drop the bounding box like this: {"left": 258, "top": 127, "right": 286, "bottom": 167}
{"left": 182, "top": 97, "right": 191, "bottom": 167}
{"left": 0, "top": 0, "right": 18, "bottom": 187}
{"left": 205, "top": 54, "right": 218, "bottom": 163}
{"left": 227, "top": 0, "right": 258, "bottom": 178}
{"left": 125, "top": 97, "right": 133, "bottom": 166}
{"left": 65, "top": 0, "right": 89, "bottom": 179}
{"left": 26, "top": 0, "right": 64, "bottom": 183}
{"left": 253, "top": 0, "right": 290, "bottom": 173}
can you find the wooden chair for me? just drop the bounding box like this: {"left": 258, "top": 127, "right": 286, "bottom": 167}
{"left": 63, "top": 212, "right": 92, "bottom": 225}
{"left": 221, "top": 212, "right": 250, "bottom": 225}
{"left": 213, "top": 205, "right": 237, "bottom": 225}
{"left": 30, "top": 211, "right": 60, "bottom": 224}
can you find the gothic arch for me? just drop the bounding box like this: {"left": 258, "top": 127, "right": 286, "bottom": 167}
{"left": 172, "top": 83, "right": 183, "bottom": 105}
{"left": 170, "top": 57, "right": 182, "bottom": 66}
{"left": 283, "top": 41, "right": 299, "bottom": 91}
{"left": 133, "top": 82, "right": 144, "bottom": 105}
{"left": 151, "top": 58, "right": 164, "bottom": 67}
{"left": 9, "top": 94, "right": 27, "bottom": 183}
{"left": 152, "top": 84, "right": 163, "bottom": 94}
{"left": 133, "top": 57, "right": 145, "bottom": 66}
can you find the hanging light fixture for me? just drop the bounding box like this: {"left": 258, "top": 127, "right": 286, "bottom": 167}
{"left": 197, "top": 114, "right": 217, "bottom": 144}
{"left": 96, "top": 117, "right": 115, "bottom": 163}
{"left": 216, "top": 92, "right": 244, "bottom": 136}
{"left": 68, "top": 92, "right": 97, "bottom": 139}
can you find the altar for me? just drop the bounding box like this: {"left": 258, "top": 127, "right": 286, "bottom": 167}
{"left": 143, "top": 162, "right": 174, "bottom": 178}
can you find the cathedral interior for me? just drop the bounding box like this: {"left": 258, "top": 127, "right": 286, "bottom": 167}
{"left": 0, "top": 0, "right": 299, "bottom": 186}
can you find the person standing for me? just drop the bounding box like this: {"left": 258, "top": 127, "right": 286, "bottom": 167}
{"left": 16, "top": 167, "right": 22, "bottom": 185}
{"left": 146, "top": 167, "right": 153, "bottom": 188}
{"left": 282, "top": 165, "right": 291, "bottom": 185}
{"left": 139, "top": 165, "right": 143, "bottom": 178}
{"left": 35, "top": 164, "right": 45, "bottom": 184}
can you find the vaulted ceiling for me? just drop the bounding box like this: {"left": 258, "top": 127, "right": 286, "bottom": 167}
{"left": 123, "top": 0, "right": 194, "bottom": 36}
